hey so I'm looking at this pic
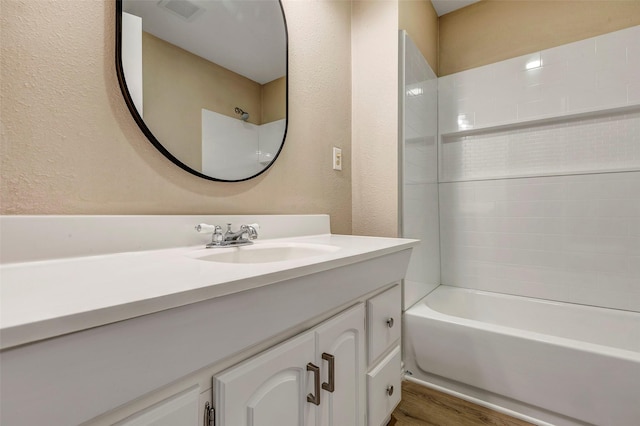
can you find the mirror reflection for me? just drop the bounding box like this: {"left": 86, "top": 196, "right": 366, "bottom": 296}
{"left": 118, "top": 0, "right": 287, "bottom": 181}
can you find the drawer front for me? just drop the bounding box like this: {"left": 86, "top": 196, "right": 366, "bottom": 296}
{"left": 366, "top": 346, "right": 401, "bottom": 426}
{"left": 367, "top": 284, "right": 401, "bottom": 365}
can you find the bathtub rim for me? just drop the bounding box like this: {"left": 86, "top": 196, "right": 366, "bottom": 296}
{"left": 405, "top": 285, "right": 640, "bottom": 363}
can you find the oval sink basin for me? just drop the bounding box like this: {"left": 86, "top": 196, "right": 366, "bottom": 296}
{"left": 192, "top": 243, "right": 341, "bottom": 264}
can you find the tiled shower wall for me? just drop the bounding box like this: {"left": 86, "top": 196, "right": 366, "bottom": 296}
{"left": 438, "top": 26, "right": 640, "bottom": 137}
{"left": 438, "top": 26, "right": 640, "bottom": 312}
{"left": 400, "top": 32, "right": 440, "bottom": 310}
{"left": 440, "top": 173, "right": 640, "bottom": 312}
{"left": 441, "top": 111, "right": 640, "bottom": 182}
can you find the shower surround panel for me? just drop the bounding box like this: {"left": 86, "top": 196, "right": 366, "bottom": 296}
{"left": 400, "top": 32, "right": 440, "bottom": 309}
{"left": 440, "top": 172, "right": 640, "bottom": 312}
{"left": 439, "top": 25, "right": 640, "bottom": 182}
{"left": 439, "top": 25, "right": 640, "bottom": 134}
{"left": 437, "top": 26, "right": 640, "bottom": 312}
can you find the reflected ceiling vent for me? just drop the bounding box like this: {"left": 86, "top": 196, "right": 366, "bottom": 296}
{"left": 157, "top": 0, "right": 205, "bottom": 22}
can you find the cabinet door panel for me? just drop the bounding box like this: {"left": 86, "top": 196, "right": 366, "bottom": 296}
{"left": 247, "top": 369, "right": 305, "bottom": 426}
{"left": 315, "top": 304, "right": 366, "bottom": 426}
{"left": 215, "top": 331, "right": 316, "bottom": 426}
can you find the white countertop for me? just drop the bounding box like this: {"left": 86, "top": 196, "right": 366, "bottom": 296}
{"left": 1, "top": 233, "right": 417, "bottom": 350}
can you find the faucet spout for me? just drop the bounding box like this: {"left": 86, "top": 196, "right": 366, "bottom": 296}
{"left": 224, "top": 223, "right": 247, "bottom": 241}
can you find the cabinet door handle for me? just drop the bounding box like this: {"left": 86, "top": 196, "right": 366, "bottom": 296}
{"left": 386, "top": 317, "right": 394, "bottom": 328}
{"left": 307, "top": 363, "right": 321, "bottom": 406}
{"left": 321, "top": 353, "right": 335, "bottom": 393}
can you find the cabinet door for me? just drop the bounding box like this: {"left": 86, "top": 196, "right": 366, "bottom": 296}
{"left": 315, "top": 304, "right": 366, "bottom": 426}
{"left": 115, "top": 386, "right": 200, "bottom": 426}
{"left": 215, "top": 331, "right": 317, "bottom": 426}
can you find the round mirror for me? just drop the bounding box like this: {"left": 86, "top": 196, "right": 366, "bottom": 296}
{"left": 116, "top": 0, "right": 288, "bottom": 182}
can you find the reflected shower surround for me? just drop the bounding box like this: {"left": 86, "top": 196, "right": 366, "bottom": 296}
{"left": 202, "top": 109, "right": 285, "bottom": 180}
{"left": 234, "top": 107, "right": 250, "bottom": 121}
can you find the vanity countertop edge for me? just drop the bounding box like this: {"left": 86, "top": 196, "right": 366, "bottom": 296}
{"left": 0, "top": 229, "right": 418, "bottom": 350}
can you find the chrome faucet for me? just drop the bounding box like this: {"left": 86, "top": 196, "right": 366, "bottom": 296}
{"left": 224, "top": 223, "right": 247, "bottom": 241}
{"left": 195, "top": 223, "right": 259, "bottom": 248}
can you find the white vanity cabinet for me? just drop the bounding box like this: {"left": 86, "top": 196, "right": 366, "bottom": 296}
{"left": 0, "top": 215, "right": 417, "bottom": 426}
{"left": 215, "top": 303, "right": 366, "bottom": 426}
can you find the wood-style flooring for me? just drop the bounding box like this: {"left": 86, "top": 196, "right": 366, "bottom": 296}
{"left": 388, "top": 381, "right": 534, "bottom": 426}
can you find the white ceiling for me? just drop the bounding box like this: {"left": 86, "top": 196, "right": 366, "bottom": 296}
{"left": 123, "top": 0, "right": 286, "bottom": 85}
{"left": 431, "top": 0, "right": 481, "bottom": 16}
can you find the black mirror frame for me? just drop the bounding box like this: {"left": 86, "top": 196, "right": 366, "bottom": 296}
{"left": 114, "top": 0, "right": 289, "bottom": 182}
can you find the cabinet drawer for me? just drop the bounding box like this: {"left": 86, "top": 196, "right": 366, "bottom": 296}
{"left": 367, "top": 284, "right": 401, "bottom": 364}
{"left": 366, "top": 346, "right": 401, "bottom": 426}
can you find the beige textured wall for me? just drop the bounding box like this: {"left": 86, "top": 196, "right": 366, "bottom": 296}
{"left": 399, "top": 0, "right": 438, "bottom": 72}
{"left": 142, "top": 32, "right": 263, "bottom": 171}
{"left": 0, "top": 0, "right": 352, "bottom": 234}
{"left": 262, "top": 77, "right": 286, "bottom": 124}
{"left": 352, "top": 0, "right": 399, "bottom": 238}
{"left": 439, "top": 0, "right": 640, "bottom": 76}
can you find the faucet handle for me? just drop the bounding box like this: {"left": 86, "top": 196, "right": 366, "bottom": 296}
{"left": 242, "top": 223, "right": 260, "bottom": 240}
{"left": 195, "top": 223, "right": 218, "bottom": 233}
{"left": 196, "top": 223, "right": 224, "bottom": 247}
{"left": 212, "top": 226, "right": 224, "bottom": 245}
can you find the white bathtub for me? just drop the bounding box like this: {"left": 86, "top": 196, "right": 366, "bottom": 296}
{"left": 404, "top": 285, "right": 640, "bottom": 426}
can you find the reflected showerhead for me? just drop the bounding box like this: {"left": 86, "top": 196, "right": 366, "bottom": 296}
{"left": 234, "top": 107, "right": 249, "bottom": 121}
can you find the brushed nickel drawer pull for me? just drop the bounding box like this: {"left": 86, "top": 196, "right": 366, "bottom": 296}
{"left": 307, "top": 363, "right": 321, "bottom": 406}
{"left": 321, "top": 353, "right": 335, "bottom": 393}
{"left": 386, "top": 385, "right": 394, "bottom": 396}
{"left": 386, "top": 317, "right": 394, "bottom": 328}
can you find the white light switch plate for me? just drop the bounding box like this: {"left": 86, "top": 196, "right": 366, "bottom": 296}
{"left": 332, "top": 147, "right": 342, "bottom": 171}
